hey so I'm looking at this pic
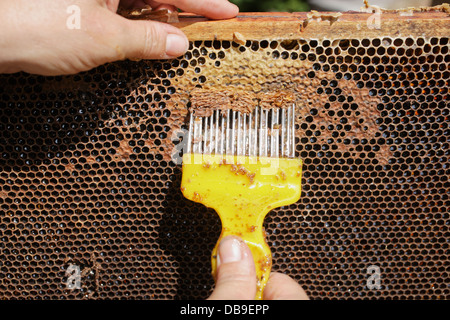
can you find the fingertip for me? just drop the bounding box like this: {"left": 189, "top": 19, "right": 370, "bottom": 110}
{"left": 163, "top": 0, "right": 239, "bottom": 20}
{"left": 209, "top": 1, "right": 239, "bottom": 20}
{"left": 165, "top": 33, "right": 189, "bottom": 58}
{"left": 223, "top": 1, "right": 240, "bottom": 19}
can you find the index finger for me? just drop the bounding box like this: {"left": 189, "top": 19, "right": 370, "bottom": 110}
{"left": 148, "top": 0, "right": 239, "bottom": 19}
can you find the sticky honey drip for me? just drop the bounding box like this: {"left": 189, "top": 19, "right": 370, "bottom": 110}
{"left": 181, "top": 153, "right": 302, "bottom": 300}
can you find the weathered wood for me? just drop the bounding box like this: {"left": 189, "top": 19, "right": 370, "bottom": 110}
{"left": 170, "top": 11, "right": 450, "bottom": 41}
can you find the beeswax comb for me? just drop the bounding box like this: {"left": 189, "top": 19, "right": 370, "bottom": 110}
{"left": 181, "top": 105, "right": 302, "bottom": 300}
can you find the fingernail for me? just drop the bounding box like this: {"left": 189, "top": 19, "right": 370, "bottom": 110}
{"left": 165, "top": 34, "right": 188, "bottom": 57}
{"left": 218, "top": 236, "right": 243, "bottom": 266}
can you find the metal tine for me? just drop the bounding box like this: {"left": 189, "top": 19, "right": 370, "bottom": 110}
{"left": 280, "top": 108, "right": 286, "bottom": 158}
{"left": 187, "top": 114, "right": 193, "bottom": 154}
{"left": 203, "top": 116, "right": 207, "bottom": 154}
{"left": 246, "top": 113, "right": 254, "bottom": 157}
{"left": 291, "top": 104, "right": 295, "bottom": 158}
{"left": 286, "top": 105, "right": 292, "bottom": 157}
{"left": 203, "top": 115, "right": 210, "bottom": 155}
{"left": 214, "top": 110, "right": 219, "bottom": 155}
{"left": 287, "top": 104, "right": 296, "bottom": 158}
{"left": 226, "top": 109, "right": 231, "bottom": 155}
{"left": 248, "top": 112, "right": 252, "bottom": 156}
{"left": 270, "top": 108, "right": 279, "bottom": 157}
{"left": 192, "top": 117, "right": 199, "bottom": 153}
{"left": 241, "top": 113, "right": 247, "bottom": 156}
{"left": 242, "top": 112, "right": 247, "bottom": 156}
{"left": 265, "top": 108, "right": 269, "bottom": 157}
{"left": 231, "top": 110, "right": 236, "bottom": 156}
{"left": 202, "top": 116, "right": 207, "bottom": 154}
{"left": 195, "top": 116, "right": 200, "bottom": 154}
{"left": 199, "top": 116, "right": 203, "bottom": 154}
{"left": 265, "top": 109, "right": 269, "bottom": 157}
{"left": 209, "top": 113, "right": 214, "bottom": 154}
{"left": 273, "top": 109, "right": 280, "bottom": 158}
{"left": 269, "top": 109, "right": 274, "bottom": 157}
{"left": 201, "top": 116, "right": 206, "bottom": 154}
{"left": 194, "top": 116, "right": 199, "bottom": 154}
{"left": 253, "top": 106, "right": 258, "bottom": 157}
{"left": 237, "top": 111, "right": 242, "bottom": 156}
{"left": 242, "top": 112, "right": 247, "bottom": 157}
{"left": 260, "top": 107, "right": 268, "bottom": 157}
{"left": 193, "top": 116, "right": 197, "bottom": 154}
{"left": 263, "top": 107, "right": 267, "bottom": 157}
{"left": 220, "top": 111, "right": 225, "bottom": 155}
{"left": 258, "top": 107, "right": 262, "bottom": 157}
{"left": 235, "top": 111, "right": 242, "bottom": 155}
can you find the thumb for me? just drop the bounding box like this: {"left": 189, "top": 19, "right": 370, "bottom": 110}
{"left": 117, "top": 16, "right": 189, "bottom": 60}
{"left": 207, "top": 236, "right": 257, "bottom": 300}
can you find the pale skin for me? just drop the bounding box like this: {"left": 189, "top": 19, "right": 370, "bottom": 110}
{"left": 0, "top": 0, "right": 239, "bottom": 75}
{"left": 208, "top": 235, "right": 309, "bottom": 300}
{"left": 0, "top": 0, "right": 309, "bottom": 299}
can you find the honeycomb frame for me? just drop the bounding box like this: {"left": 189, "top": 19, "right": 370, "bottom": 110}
{"left": 0, "top": 10, "right": 449, "bottom": 299}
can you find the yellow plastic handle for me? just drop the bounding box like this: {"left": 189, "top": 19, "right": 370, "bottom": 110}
{"left": 211, "top": 207, "right": 272, "bottom": 300}
{"left": 181, "top": 153, "right": 302, "bottom": 299}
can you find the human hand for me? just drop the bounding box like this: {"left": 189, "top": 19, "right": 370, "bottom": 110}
{"left": 0, "top": 0, "right": 238, "bottom": 76}
{"left": 207, "top": 235, "right": 309, "bottom": 300}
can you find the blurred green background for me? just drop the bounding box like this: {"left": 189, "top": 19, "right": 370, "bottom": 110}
{"left": 230, "top": 0, "right": 310, "bottom": 12}
{"left": 228, "top": 0, "right": 446, "bottom": 12}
